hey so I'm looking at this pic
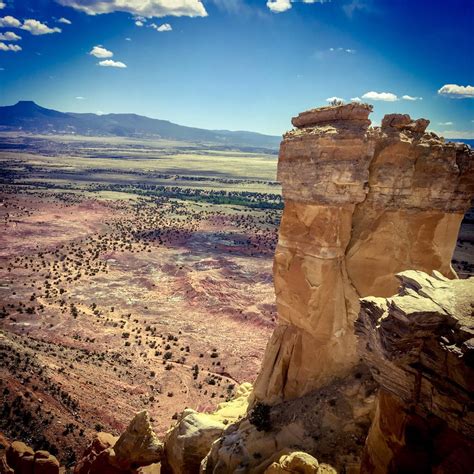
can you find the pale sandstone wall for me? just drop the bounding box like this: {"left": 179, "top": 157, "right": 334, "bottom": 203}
{"left": 254, "top": 104, "right": 474, "bottom": 404}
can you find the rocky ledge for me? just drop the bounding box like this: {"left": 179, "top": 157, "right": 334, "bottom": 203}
{"left": 356, "top": 270, "right": 474, "bottom": 473}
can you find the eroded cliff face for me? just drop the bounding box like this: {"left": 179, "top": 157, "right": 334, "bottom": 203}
{"left": 356, "top": 271, "right": 474, "bottom": 473}
{"left": 254, "top": 104, "right": 474, "bottom": 404}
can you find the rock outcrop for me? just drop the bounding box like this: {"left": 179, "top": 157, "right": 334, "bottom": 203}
{"left": 254, "top": 104, "right": 474, "bottom": 403}
{"left": 74, "top": 411, "right": 162, "bottom": 474}
{"left": 194, "top": 104, "right": 474, "bottom": 472}
{"left": 162, "top": 383, "right": 252, "bottom": 473}
{"left": 356, "top": 270, "right": 474, "bottom": 473}
{"left": 0, "top": 441, "right": 60, "bottom": 474}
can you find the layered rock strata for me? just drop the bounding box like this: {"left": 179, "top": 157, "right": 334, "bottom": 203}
{"left": 356, "top": 270, "right": 474, "bottom": 473}
{"left": 254, "top": 104, "right": 474, "bottom": 403}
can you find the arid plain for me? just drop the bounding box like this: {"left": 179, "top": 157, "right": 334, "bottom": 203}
{"left": 0, "top": 132, "right": 472, "bottom": 467}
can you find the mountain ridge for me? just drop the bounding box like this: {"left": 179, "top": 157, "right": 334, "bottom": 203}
{"left": 0, "top": 101, "right": 281, "bottom": 151}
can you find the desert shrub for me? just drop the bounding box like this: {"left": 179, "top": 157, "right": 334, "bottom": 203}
{"left": 249, "top": 402, "right": 271, "bottom": 432}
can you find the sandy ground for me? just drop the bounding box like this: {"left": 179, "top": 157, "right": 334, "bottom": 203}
{"left": 0, "top": 189, "right": 278, "bottom": 464}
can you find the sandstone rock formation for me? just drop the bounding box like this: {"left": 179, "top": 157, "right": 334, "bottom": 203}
{"left": 264, "top": 451, "right": 335, "bottom": 474}
{"left": 113, "top": 411, "right": 163, "bottom": 469}
{"left": 162, "top": 383, "right": 252, "bottom": 473}
{"left": 0, "top": 441, "right": 60, "bottom": 474}
{"left": 74, "top": 411, "right": 162, "bottom": 474}
{"left": 254, "top": 104, "right": 474, "bottom": 403}
{"left": 356, "top": 270, "right": 474, "bottom": 473}
{"left": 193, "top": 104, "right": 473, "bottom": 473}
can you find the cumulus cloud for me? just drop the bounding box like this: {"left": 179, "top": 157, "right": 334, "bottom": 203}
{"left": 0, "top": 41, "right": 21, "bottom": 51}
{"left": 0, "top": 16, "right": 21, "bottom": 28}
{"left": 0, "top": 2, "right": 5, "bottom": 9}
{"left": 402, "top": 95, "right": 422, "bottom": 101}
{"left": 58, "top": 17, "right": 72, "bottom": 24}
{"left": 135, "top": 20, "right": 144, "bottom": 26}
{"left": 438, "top": 84, "right": 474, "bottom": 99}
{"left": 329, "top": 47, "right": 356, "bottom": 54}
{"left": 326, "top": 96, "right": 345, "bottom": 103}
{"left": 0, "top": 31, "right": 21, "bottom": 41}
{"left": 56, "top": 0, "right": 207, "bottom": 18}
{"left": 267, "top": 0, "right": 327, "bottom": 13}
{"left": 90, "top": 45, "right": 113, "bottom": 58}
{"left": 267, "top": 0, "right": 291, "bottom": 12}
{"left": 351, "top": 97, "right": 362, "bottom": 102}
{"left": 151, "top": 22, "right": 172, "bottom": 32}
{"left": 21, "top": 19, "right": 61, "bottom": 35}
{"left": 362, "top": 91, "right": 398, "bottom": 102}
{"left": 98, "top": 59, "right": 127, "bottom": 68}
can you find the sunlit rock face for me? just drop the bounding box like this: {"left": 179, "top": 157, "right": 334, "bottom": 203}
{"left": 254, "top": 104, "right": 474, "bottom": 404}
{"left": 356, "top": 271, "right": 474, "bottom": 473}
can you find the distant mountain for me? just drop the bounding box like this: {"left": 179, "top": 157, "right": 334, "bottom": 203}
{"left": 0, "top": 101, "right": 281, "bottom": 150}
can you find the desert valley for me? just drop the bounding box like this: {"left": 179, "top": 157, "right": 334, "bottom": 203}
{"left": 0, "top": 99, "right": 473, "bottom": 473}
{"left": 0, "top": 1, "right": 473, "bottom": 472}
{"left": 0, "top": 105, "right": 284, "bottom": 465}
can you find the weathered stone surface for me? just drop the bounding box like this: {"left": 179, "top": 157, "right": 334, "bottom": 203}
{"left": 1, "top": 442, "right": 60, "bottom": 474}
{"left": 5, "top": 441, "right": 34, "bottom": 471}
{"left": 356, "top": 270, "right": 474, "bottom": 473}
{"left": 33, "top": 451, "right": 60, "bottom": 474}
{"left": 74, "top": 432, "right": 120, "bottom": 474}
{"left": 162, "top": 383, "right": 252, "bottom": 474}
{"left": 381, "top": 113, "right": 430, "bottom": 133}
{"left": 291, "top": 103, "right": 372, "bottom": 129}
{"left": 264, "top": 451, "right": 321, "bottom": 473}
{"left": 112, "top": 411, "right": 163, "bottom": 470}
{"left": 0, "top": 456, "right": 14, "bottom": 474}
{"left": 254, "top": 104, "right": 474, "bottom": 404}
{"left": 201, "top": 369, "right": 374, "bottom": 473}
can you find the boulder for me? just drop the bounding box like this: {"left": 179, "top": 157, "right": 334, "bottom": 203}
{"left": 264, "top": 451, "right": 324, "bottom": 473}
{"left": 162, "top": 383, "right": 252, "bottom": 473}
{"left": 112, "top": 411, "right": 163, "bottom": 470}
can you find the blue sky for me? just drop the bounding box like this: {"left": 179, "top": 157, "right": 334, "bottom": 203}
{"left": 0, "top": 0, "right": 473, "bottom": 137}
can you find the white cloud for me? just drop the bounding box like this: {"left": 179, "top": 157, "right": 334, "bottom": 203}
{"left": 75, "top": 96, "right": 85, "bottom": 100}
{"left": 58, "top": 17, "right": 72, "bottom": 24}
{"left": 135, "top": 20, "right": 144, "bottom": 26}
{"left": 351, "top": 97, "right": 362, "bottom": 102}
{"left": 343, "top": 0, "right": 370, "bottom": 17}
{"left": 21, "top": 19, "right": 61, "bottom": 35}
{"left": 267, "top": 0, "right": 291, "bottom": 12}
{"left": 0, "top": 16, "right": 21, "bottom": 28}
{"left": 326, "top": 96, "right": 345, "bottom": 103}
{"left": 98, "top": 59, "right": 127, "bottom": 68}
{"left": 125, "top": 37, "right": 131, "bottom": 41}
{"left": 267, "top": 0, "right": 327, "bottom": 13}
{"left": 0, "top": 2, "right": 5, "bottom": 9}
{"left": 0, "top": 41, "right": 21, "bottom": 52}
{"left": 57, "top": 0, "right": 207, "bottom": 18}
{"left": 402, "top": 95, "right": 422, "bottom": 101}
{"left": 438, "top": 122, "right": 453, "bottom": 126}
{"left": 437, "top": 130, "right": 474, "bottom": 140}
{"left": 151, "top": 22, "right": 172, "bottom": 32}
{"left": 90, "top": 45, "right": 113, "bottom": 58}
{"left": 0, "top": 31, "right": 21, "bottom": 41}
{"left": 362, "top": 91, "right": 398, "bottom": 102}
{"left": 438, "top": 84, "right": 474, "bottom": 99}
{"left": 329, "top": 47, "right": 356, "bottom": 54}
